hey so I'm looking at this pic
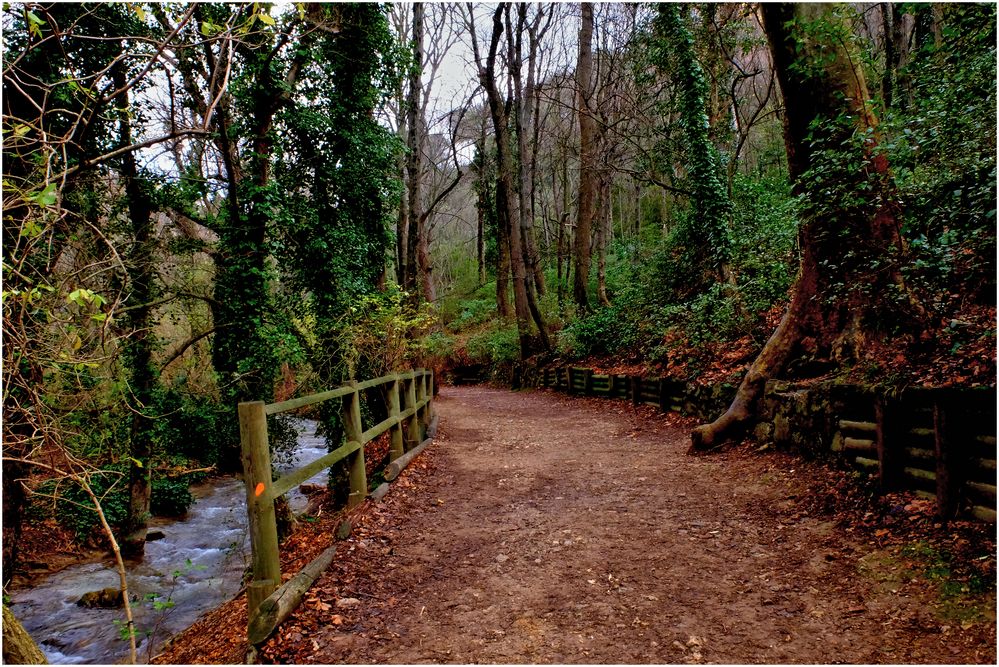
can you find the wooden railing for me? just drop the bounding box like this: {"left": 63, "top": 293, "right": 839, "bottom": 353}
{"left": 238, "top": 369, "right": 434, "bottom": 643}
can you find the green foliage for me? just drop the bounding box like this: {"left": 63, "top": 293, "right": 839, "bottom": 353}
{"left": 147, "top": 389, "right": 226, "bottom": 465}
{"left": 149, "top": 477, "right": 194, "bottom": 517}
{"left": 558, "top": 306, "right": 635, "bottom": 357}
{"left": 887, "top": 3, "right": 996, "bottom": 304}
{"left": 30, "top": 464, "right": 197, "bottom": 543}
{"left": 465, "top": 323, "right": 521, "bottom": 366}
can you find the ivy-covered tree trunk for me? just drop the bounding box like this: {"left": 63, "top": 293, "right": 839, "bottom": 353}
{"left": 656, "top": 4, "right": 733, "bottom": 286}
{"left": 573, "top": 1, "right": 596, "bottom": 312}
{"left": 114, "top": 64, "right": 157, "bottom": 556}
{"left": 404, "top": 3, "right": 425, "bottom": 299}
{"left": 691, "top": 2, "right": 920, "bottom": 450}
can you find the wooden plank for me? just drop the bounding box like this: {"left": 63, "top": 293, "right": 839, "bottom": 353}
{"left": 248, "top": 544, "right": 337, "bottom": 645}
{"left": 361, "top": 414, "right": 401, "bottom": 445}
{"left": 844, "top": 437, "right": 876, "bottom": 453}
{"left": 238, "top": 401, "right": 281, "bottom": 617}
{"left": 904, "top": 466, "right": 936, "bottom": 483}
{"left": 966, "top": 481, "right": 997, "bottom": 503}
{"left": 343, "top": 389, "right": 366, "bottom": 509}
{"left": 269, "top": 441, "right": 362, "bottom": 499}
{"left": 903, "top": 447, "right": 935, "bottom": 462}
{"left": 855, "top": 456, "right": 879, "bottom": 470}
{"left": 970, "top": 506, "right": 997, "bottom": 523}
{"left": 265, "top": 385, "right": 354, "bottom": 415}
{"left": 973, "top": 457, "right": 997, "bottom": 473}
{"left": 839, "top": 420, "right": 876, "bottom": 434}
{"left": 583, "top": 369, "right": 594, "bottom": 395}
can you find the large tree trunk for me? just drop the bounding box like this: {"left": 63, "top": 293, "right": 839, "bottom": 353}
{"left": 596, "top": 178, "right": 611, "bottom": 307}
{"left": 691, "top": 2, "right": 918, "bottom": 450}
{"left": 516, "top": 4, "right": 547, "bottom": 297}
{"left": 573, "top": 2, "right": 596, "bottom": 311}
{"left": 405, "top": 3, "right": 425, "bottom": 297}
{"left": 115, "top": 65, "right": 156, "bottom": 557}
{"left": 2, "top": 606, "right": 47, "bottom": 665}
{"left": 473, "top": 3, "right": 547, "bottom": 357}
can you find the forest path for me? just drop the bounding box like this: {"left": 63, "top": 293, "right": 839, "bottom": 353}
{"left": 265, "top": 385, "right": 991, "bottom": 664}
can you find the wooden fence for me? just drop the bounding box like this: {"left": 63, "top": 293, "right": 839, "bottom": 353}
{"left": 238, "top": 369, "right": 434, "bottom": 647}
{"left": 534, "top": 365, "right": 996, "bottom": 523}
{"left": 829, "top": 387, "right": 996, "bottom": 523}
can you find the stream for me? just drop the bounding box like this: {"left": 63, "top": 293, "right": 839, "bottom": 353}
{"left": 8, "top": 419, "right": 329, "bottom": 665}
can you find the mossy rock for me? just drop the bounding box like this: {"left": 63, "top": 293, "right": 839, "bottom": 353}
{"left": 77, "top": 587, "right": 123, "bottom": 609}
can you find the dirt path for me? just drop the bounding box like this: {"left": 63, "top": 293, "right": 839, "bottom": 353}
{"left": 261, "top": 385, "right": 994, "bottom": 664}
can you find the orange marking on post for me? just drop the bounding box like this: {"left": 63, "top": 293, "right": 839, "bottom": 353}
{"left": 255, "top": 482, "right": 265, "bottom": 497}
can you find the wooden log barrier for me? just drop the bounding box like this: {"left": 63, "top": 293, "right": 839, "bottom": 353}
{"left": 247, "top": 544, "right": 337, "bottom": 646}
{"left": 384, "top": 416, "right": 438, "bottom": 482}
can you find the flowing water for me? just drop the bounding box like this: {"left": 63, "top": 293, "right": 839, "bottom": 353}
{"left": 8, "top": 419, "right": 329, "bottom": 665}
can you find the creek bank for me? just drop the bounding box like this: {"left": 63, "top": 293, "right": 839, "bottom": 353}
{"left": 7, "top": 419, "right": 329, "bottom": 665}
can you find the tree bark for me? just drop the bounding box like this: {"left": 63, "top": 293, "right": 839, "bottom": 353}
{"left": 596, "top": 177, "right": 611, "bottom": 307}
{"left": 3, "top": 605, "right": 47, "bottom": 664}
{"left": 691, "top": 2, "right": 919, "bottom": 450}
{"left": 405, "top": 3, "right": 425, "bottom": 297}
{"left": 471, "top": 3, "right": 548, "bottom": 356}
{"left": 573, "top": 2, "right": 596, "bottom": 311}
{"left": 114, "top": 63, "right": 155, "bottom": 557}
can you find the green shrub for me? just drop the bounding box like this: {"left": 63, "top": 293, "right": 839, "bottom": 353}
{"left": 560, "top": 306, "right": 635, "bottom": 357}
{"left": 150, "top": 476, "right": 195, "bottom": 517}
{"left": 465, "top": 323, "right": 520, "bottom": 365}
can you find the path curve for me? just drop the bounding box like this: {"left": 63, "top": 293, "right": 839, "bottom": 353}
{"left": 267, "top": 385, "right": 993, "bottom": 664}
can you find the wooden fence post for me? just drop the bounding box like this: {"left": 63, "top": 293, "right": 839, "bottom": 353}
{"left": 875, "top": 394, "right": 903, "bottom": 492}
{"left": 416, "top": 371, "right": 428, "bottom": 433}
{"left": 631, "top": 376, "right": 642, "bottom": 406}
{"left": 238, "top": 401, "right": 281, "bottom": 618}
{"left": 342, "top": 386, "right": 367, "bottom": 508}
{"left": 567, "top": 367, "right": 576, "bottom": 395}
{"left": 405, "top": 376, "right": 419, "bottom": 450}
{"left": 606, "top": 374, "right": 616, "bottom": 397}
{"left": 934, "top": 395, "right": 969, "bottom": 521}
{"left": 583, "top": 369, "right": 594, "bottom": 396}
{"left": 388, "top": 377, "right": 404, "bottom": 462}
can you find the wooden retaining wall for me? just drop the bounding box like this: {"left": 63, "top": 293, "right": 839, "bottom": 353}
{"left": 530, "top": 365, "right": 996, "bottom": 523}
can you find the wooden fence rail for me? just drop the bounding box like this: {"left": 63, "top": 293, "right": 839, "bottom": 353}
{"left": 239, "top": 369, "right": 434, "bottom": 646}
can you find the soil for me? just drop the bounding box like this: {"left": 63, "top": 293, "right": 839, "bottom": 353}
{"left": 155, "top": 384, "right": 995, "bottom": 664}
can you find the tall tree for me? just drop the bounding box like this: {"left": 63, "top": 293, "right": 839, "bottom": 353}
{"left": 468, "top": 2, "right": 550, "bottom": 357}
{"left": 573, "top": 2, "right": 597, "bottom": 311}
{"left": 404, "top": 3, "right": 425, "bottom": 297}
{"left": 654, "top": 4, "right": 733, "bottom": 286}
{"left": 692, "top": 3, "right": 923, "bottom": 449}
